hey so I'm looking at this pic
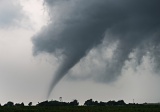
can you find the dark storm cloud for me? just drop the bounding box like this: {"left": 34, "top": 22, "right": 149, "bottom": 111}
{"left": 0, "top": 0, "right": 25, "bottom": 28}
{"left": 32, "top": 0, "right": 160, "bottom": 97}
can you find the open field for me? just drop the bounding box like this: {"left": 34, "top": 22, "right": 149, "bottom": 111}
{"left": 0, "top": 105, "right": 160, "bottom": 112}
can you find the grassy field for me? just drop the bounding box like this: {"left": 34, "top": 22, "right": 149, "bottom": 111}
{"left": 0, "top": 105, "right": 160, "bottom": 112}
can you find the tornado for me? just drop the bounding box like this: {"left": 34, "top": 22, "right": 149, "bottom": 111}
{"left": 32, "top": 0, "right": 160, "bottom": 97}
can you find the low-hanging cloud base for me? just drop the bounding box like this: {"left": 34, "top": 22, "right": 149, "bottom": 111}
{"left": 32, "top": 0, "right": 160, "bottom": 97}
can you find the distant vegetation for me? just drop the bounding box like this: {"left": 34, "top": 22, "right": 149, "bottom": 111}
{"left": 1, "top": 99, "right": 160, "bottom": 106}
{"left": 0, "top": 99, "right": 160, "bottom": 112}
{"left": 84, "top": 99, "right": 126, "bottom": 106}
{"left": 36, "top": 99, "right": 79, "bottom": 106}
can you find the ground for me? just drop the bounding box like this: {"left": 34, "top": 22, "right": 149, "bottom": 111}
{"left": 0, "top": 105, "right": 160, "bottom": 112}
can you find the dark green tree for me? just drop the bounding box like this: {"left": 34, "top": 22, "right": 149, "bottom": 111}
{"left": 28, "top": 102, "right": 32, "bottom": 106}
{"left": 84, "top": 99, "right": 94, "bottom": 106}
{"left": 4, "top": 101, "right": 14, "bottom": 106}
{"left": 69, "top": 99, "right": 79, "bottom": 106}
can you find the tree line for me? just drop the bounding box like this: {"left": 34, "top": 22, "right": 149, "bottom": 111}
{"left": 0, "top": 99, "right": 127, "bottom": 107}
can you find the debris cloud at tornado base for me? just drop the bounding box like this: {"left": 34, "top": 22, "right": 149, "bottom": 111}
{"left": 32, "top": 0, "right": 160, "bottom": 97}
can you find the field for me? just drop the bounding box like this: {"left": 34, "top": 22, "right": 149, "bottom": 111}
{"left": 0, "top": 105, "right": 160, "bottom": 112}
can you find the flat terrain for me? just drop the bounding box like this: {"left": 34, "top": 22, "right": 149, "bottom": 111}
{"left": 0, "top": 105, "right": 160, "bottom": 112}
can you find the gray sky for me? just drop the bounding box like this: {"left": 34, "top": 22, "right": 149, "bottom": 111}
{"left": 0, "top": 0, "right": 160, "bottom": 105}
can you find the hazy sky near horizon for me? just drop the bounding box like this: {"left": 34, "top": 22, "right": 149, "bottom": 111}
{"left": 0, "top": 0, "right": 160, "bottom": 105}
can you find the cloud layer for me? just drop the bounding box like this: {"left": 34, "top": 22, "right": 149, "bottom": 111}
{"left": 0, "top": 0, "right": 25, "bottom": 28}
{"left": 32, "top": 0, "right": 160, "bottom": 97}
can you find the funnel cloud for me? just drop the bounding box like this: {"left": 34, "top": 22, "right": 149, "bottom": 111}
{"left": 32, "top": 0, "right": 160, "bottom": 97}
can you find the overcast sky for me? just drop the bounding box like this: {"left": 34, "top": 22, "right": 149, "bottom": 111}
{"left": 0, "top": 0, "right": 160, "bottom": 105}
